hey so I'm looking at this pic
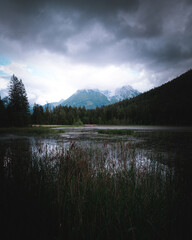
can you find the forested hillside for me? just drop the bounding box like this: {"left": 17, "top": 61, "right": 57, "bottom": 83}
{"left": 31, "top": 69, "right": 192, "bottom": 126}
{"left": 98, "top": 69, "right": 192, "bottom": 125}
{"left": 1, "top": 70, "right": 192, "bottom": 127}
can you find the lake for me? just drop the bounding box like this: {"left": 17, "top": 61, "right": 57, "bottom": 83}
{"left": 1, "top": 125, "right": 192, "bottom": 177}
{"left": 1, "top": 126, "right": 192, "bottom": 239}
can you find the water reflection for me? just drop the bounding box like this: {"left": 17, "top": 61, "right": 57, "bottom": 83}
{"left": 1, "top": 128, "right": 192, "bottom": 178}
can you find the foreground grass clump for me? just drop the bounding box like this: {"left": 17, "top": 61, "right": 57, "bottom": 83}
{"left": 1, "top": 140, "right": 191, "bottom": 240}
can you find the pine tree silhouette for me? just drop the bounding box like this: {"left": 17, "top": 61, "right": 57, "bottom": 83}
{"left": 8, "top": 75, "right": 30, "bottom": 126}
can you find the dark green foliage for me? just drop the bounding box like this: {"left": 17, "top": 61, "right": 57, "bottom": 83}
{"left": 0, "top": 127, "right": 51, "bottom": 135}
{"left": 0, "top": 96, "right": 8, "bottom": 127}
{"left": 31, "top": 105, "right": 85, "bottom": 125}
{"left": 7, "top": 75, "right": 30, "bottom": 126}
{"left": 32, "top": 104, "right": 45, "bottom": 124}
{"left": 99, "top": 69, "right": 192, "bottom": 125}
{"left": 0, "top": 75, "right": 30, "bottom": 127}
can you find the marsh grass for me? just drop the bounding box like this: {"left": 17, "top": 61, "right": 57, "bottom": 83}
{"left": 1, "top": 139, "right": 191, "bottom": 240}
{"left": 0, "top": 127, "right": 67, "bottom": 136}
{"left": 98, "top": 129, "right": 134, "bottom": 135}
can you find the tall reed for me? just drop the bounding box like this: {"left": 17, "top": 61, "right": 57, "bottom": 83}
{"left": 1, "top": 139, "right": 191, "bottom": 240}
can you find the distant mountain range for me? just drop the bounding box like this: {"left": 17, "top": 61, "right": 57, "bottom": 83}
{"left": 45, "top": 86, "right": 140, "bottom": 109}
{"left": 28, "top": 69, "right": 192, "bottom": 125}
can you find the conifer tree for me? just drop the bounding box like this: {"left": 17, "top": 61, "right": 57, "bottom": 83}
{"left": 32, "top": 104, "right": 44, "bottom": 124}
{"left": 0, "top": 96, "right": 6, "bottom": 127}
{"left": 8, "top": 75, "right": 30, "bottom": 126}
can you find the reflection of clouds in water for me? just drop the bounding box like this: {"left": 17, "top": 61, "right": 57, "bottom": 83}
{"left": 135, "top": 153, "right": 172, "bottom": 177}
{"left": 1, "top": 128, "right": 186, "bottom": 176}
{"left": 30, "top": 137, "right": 70, "bottom": 159}
{"left": 28, "top": 135, "right": 173, "bottom": 176}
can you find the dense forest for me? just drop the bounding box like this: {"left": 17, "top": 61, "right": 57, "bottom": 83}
{"left": 100, "top": 69, "right": 192, "bottom": 125}
{"left": 0, "top": 70, "right": 192, "bottom": 127}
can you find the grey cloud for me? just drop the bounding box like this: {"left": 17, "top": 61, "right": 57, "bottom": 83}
{"left": 0, "top": 0, "right": 192, "bottom": 83}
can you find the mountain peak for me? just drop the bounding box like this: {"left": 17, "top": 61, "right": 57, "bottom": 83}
{"left": 101, "top": 85, "right": 140, "bottom": 102}
{"left": 45, "top": 85, "right": 140, "bottom": 109}
{"left": 76, "top": 89, "right": 100, "bottom": 94}
{"left": 114, "top": 85, "right": 140, "bottom": 101}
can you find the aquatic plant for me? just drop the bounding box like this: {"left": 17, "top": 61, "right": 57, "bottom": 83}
{"left": 1, "top": 139, "right": 191, "bottom": 240}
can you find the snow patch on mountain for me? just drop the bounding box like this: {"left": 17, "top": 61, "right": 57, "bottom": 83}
{"left": 101, "top": 85, "right": 140, "bottom": 102}
{"left": 44, "top": 85, "right": 140, "bottom": 109}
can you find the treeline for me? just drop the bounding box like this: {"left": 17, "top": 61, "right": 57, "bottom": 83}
{"left": 111, "top": 69, "right": 192, "bottom": 125}
{"left": 31, "top": 104, "right": 125, "bottom": 125}
{"left": 1, "top": 70, "right": 192, "bottom": 127}
{"left": 31, "top": 69, "right": 192, "bottom": 126}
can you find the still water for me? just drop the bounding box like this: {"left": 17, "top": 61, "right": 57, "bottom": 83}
{"left": 1, "top": 126, "right": 192, "bottom": 176}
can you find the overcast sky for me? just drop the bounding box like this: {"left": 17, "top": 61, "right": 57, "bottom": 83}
{"left": 0, "top": 0, "right": 192, "bottom": 104}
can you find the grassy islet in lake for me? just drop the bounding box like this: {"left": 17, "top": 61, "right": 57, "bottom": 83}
{"left": 98, "top": 129, "right": 134, "bottom": 135}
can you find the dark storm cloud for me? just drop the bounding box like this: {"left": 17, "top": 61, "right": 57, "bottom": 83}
{"left": 0, "top": 0, "right": 192, "bottom": 82}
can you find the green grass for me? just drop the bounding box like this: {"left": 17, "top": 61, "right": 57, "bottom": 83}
{"left": 0, "top": 127, "right": 67, "bottom": 136}
{"left": 0, "top": 124, "right": 86, "bottom": 136}
{"left": 98, "top": 129, "right": 134, "bottom": 135}
{"left": 0, "top": 139, "right": 191, "bottom": 240}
